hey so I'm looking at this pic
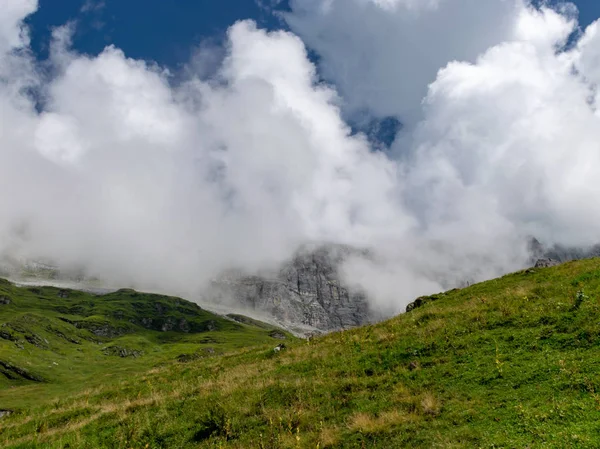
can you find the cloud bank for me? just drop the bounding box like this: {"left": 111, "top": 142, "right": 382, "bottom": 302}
{"left": 284, "top": 0, "right": 522, "bottom": 126}
{"left": 1, "top": 0, "right": 600, "bottom": 315}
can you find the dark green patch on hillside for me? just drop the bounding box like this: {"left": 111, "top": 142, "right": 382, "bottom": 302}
{"left": 3, "top": 260, "right": 600, "bottom": 448}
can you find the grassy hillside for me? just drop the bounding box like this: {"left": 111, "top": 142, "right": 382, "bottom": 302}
{"left": 0, "top": 280, "right": 293, "bottom": 413}
{"left": 3, "top": 259, "right": 600, "bottom": 448}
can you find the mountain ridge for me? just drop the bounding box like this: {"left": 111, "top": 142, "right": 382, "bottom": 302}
{"left": 3, "top": 239, "right": 600, "bottom": 338}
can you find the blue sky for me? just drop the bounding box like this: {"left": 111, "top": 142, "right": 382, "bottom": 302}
{"left": 569, "top": 0, "right": 600, "bottom": 24}
{"left": 26, "top": 1, "right": 600, "bottom": 69}
{"left": 26, "top": 0, "right": 290, "bottom": 67}
{"left": 22, "top": 0, "right": 600, "bottom": 150}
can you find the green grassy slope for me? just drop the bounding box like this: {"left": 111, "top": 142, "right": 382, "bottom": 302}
{"left": 3, "top": 259, "right": 600, "bottom": 448}
{"left": 0, "top": 280, "right": 293, "bottom": 412}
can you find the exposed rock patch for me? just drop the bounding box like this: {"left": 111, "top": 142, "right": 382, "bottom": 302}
{"left": 157, "top": 317, "right": 192, "bottom": 332}
{"left": 534, "top": 258, "right": 560, "bottom": 268}
{"left": 24, "top": 333, "right": 49, "bottom": 349}
{"left": 0, "top": 327, "right": 19, "bottom": 342}
{"left": 102, "top": 346, "right": 143, "bottom": 358}
{"left": 207, "top": 244, "right": 373, "bottom": 333}
{"left": 528, "top": 237, "right": 600, "bottom": 265}
{"left": 47, "top": 327, "right": 81, "bottom": 344}
{"left": 0, "top": 360, "right": 44, "bottom": 382}
{"left": 59, "top": 317, "right": 130, "bottom": 338}
{"left": 131, "top": 314, "right": 212, "bottom": 333}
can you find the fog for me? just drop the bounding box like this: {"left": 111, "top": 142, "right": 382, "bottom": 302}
{"left": 1, "top": 0, "right": 599, "bottom": 316}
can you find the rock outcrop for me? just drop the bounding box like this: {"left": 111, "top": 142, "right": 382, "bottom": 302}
{"left": 534, "top": 258, "right": 560, "bottom": 268}
{"left": 0, "top": 360, "right": 45, "bottom": 382}
{"left": 528, "top": 237, "right": 600, "bottom": 265}
{"left": 102, "top": 345, "right": 143, "bottom": 358}
{"left": 544, "top": 244, "right": 600, "bottom": 263}
{"left": 206, "top": 245, "right": 374, "bottom": 334}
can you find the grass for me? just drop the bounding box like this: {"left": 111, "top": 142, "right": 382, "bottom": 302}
{"left": 0, "top": 280, "right": 294, "bottom": 412}
{"left": 3, "top": 259, "right": 600, "bottom": 447}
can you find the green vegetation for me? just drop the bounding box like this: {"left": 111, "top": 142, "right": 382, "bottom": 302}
{"left": 0, "top": 280, "right": 293, "bottom": 419}
{"left": 3, "top": 259, "right": 600, "bottom": 447}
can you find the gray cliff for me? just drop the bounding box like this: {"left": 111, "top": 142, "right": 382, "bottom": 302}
{"left": 205, "top": 245, "right": 374, "bottom": 335}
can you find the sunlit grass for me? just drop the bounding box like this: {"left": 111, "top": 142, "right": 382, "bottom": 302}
{"left": 3, "top": 259, "right": 600, "bottom": 447}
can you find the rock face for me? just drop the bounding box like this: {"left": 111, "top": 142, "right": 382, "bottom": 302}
{"left": 534, "top": 258, "right": 560, "bottom": 268}
{"left": 544, "top": 244, "right": 600, "bottom": 263}
{"left": 102, "top": 345, "right": 143, "bottom": 358}
{"left": 207, "top": 245, "right": 373, "bottom": 334}
{"left": 58, "top": 317, "right": 131, "bottom": 338}
{"left": 528, "top": 237, "right": 600, "bottom": 265}
{"left": 0, "top": 360, "right": 44, "bottom": 382}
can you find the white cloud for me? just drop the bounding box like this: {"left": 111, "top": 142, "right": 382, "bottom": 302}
{"left": 281, "top": 1, "right": 600, "bottom": 311}
{"left": 0, "top": 13, "right": 413, "bottom": 304}
{"left": 576, "top": 19, "right": 600, "bottom": 95}
{"left": 81, "top": 0, "right": 105, "bottom": 14}
{"left": 363, "top": 0, "right": 441, "bottom": 12}
{"left": 284, "top": 0, "right": 522, "bottom": 126}
{"left": 0, "top": 0, "right": 37, "bottom": 53}
{"left": 2, "top": 1, "right": 600, "bottom": 318}
{"left": 402, "top": 6, "right": 600, "bottom": 250}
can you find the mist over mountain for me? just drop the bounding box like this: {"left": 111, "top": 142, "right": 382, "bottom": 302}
{"left": 2, "top": 0, "right": 600, "bottom": 323}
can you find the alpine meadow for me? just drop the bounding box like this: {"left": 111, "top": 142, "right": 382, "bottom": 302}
{"left": 4, "top": 1, "right": 600, "bottom": 448}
